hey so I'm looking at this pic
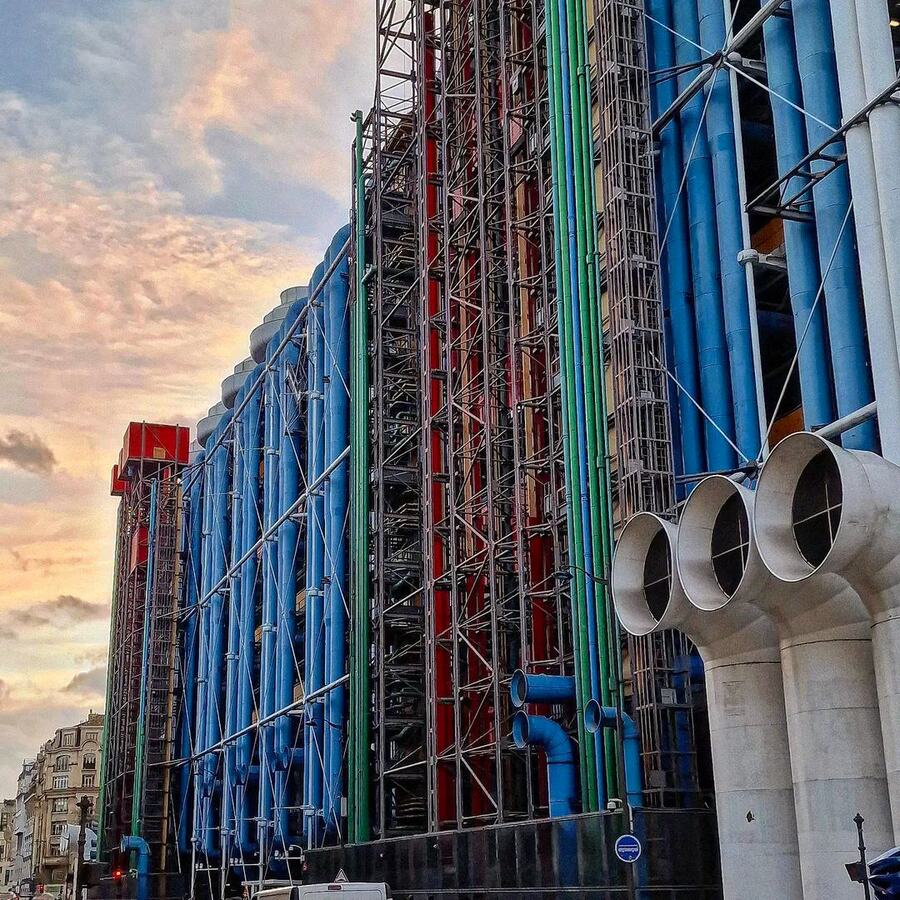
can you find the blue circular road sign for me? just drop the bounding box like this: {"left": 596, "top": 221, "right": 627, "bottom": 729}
{"left": 614, "top": 834, "right": 642, "bottom": 864}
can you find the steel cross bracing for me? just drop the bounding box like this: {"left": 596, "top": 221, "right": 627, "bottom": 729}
{"left": 424, "top": 0, "right": 526, "bottom": 831}
{"left": 138, "top": 476, "right": 181, "bottom": 864}
{"left": 368, "top": 0, "right": 429, "bottom": 839}
{"left": 747, "top": 73, "right": 900, "bottom": 221}
{"left": 499, "top": 0, "right": 575, "bottom": 818}
{"left": 103, "top": 476, "right": 151, "bottom": 852}
{"left": 590, "top": 0, "right": 700, "bottom": 806}
{"left": 415, "top": 0, "right": 455, "bottom": 833}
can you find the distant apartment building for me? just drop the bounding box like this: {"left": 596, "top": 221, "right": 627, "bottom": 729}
{"left": 1, "top": 798, "right": 15, "bottom": 889}
{"left": 10, "top": 760, "right": 36, "bottom": 891}
{"left": 7, "top": 714, "right": 104, "bottom": 892}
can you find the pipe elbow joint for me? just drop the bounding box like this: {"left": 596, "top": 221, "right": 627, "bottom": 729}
{"left": 510, "top": 670, "right": 576, "bottom": 708}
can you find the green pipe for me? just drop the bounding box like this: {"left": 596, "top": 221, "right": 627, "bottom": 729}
{"left": 97, "top": 504, "right": 126, "bottom": 855}
{"left": 569, "top": 5, "right": 622, "bottom": 780}
{"left": 566, "top": 0, "right": 618, "bottom": 794}
{"left": 561, "top": 0, "right": 612, "bottom": 803}
{"left": 348, "top": 110, "right": 371, "bottom": 843}
{"left": 545, "top": 0, "right": 598, "bottom": 811}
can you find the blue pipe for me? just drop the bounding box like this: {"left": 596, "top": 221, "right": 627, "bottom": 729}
{"left": 257, "top": 345, "right": 281, "bottom": 856}
{"left": 237, "top": 367, "right": 264, "bottom": 855}
{"left": 672, "top": 0, "right": 736, "bottom": 470}
{"left": 556, "top": 0, "right": 605, "bottom": 803}
{"left": 512, "top": 712, "right": 578, "bottom": 818}
{"left": 304, "top": 260, "right": 327, "bottom": 845}
{"left": 584, "top": 701, "right": 643, "bottom": 810}
{"left": 510, "top": 670, "right": 576, "bottom": 708}
{"left": 323, "top": 227, "right": 351, "bottom": 837}
{"left": 202, "top": 412, "right": 232, "bottom": 858}
{"left": 791, "top": 0, "right": 875, "bottom": 449}
{"left": 193, "top": 445, "right": 215, "bottom": 850}
{"left": 761, "top": 13, "right": 834, "bottom": 431}
{"left": 275, "top": 302, "right": 306, "bottom": 847}
{"left": 647, "top": 0, "right": 705, "bottom": 478}
{"left": 698, "top": 0, "right": 761, "bottom": 460}
{"left": 178, "top": 454, "right": 204, "bottom": 855}
{"left": 120, "top": 836, "right": 149, "bottom": 900}
{"left": 223, "top": 386, "right": 246, "bottom": 858}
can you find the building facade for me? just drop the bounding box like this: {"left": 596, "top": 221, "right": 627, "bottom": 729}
{"left": 6, "top": 715, "right": 103, "bottom": 892}
{"left": 1, "top": 798, "right": 15, "bottom": 891}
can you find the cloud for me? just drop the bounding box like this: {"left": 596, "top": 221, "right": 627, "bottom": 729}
{"left": 62, "top": 666, "right": 107, "bottom": 698}
{"left": 74, "top": 645, "right": 109, "bottom": 666}
{"left": 8, "top": 594, "right": 108, "bottom": 628}
{"left": 0, "top": 0, "right": 374, "bottom": 797}
{"left": 0, "top": 678, "right": 10, "bottom": 707}
{"left": 0, "top": 429, "right": 56, "bottom": 474}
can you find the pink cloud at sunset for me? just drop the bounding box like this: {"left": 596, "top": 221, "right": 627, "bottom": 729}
{"left": 0, "top": 0, "right": 374, "bottom": 794}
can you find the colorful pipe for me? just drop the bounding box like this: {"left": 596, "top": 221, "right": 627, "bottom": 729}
{"left": 323, "top": 227, "right": 351, "bottom": 837}
{"left": 348, "top": 112, "right": 371, "bottom": 845}
{"left": 304, "top": 260, "right": 327, "bottom": 845}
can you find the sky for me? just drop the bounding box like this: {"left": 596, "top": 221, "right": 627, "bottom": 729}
{"left": 0, "top": 0, "right": 374, "bottom": 798}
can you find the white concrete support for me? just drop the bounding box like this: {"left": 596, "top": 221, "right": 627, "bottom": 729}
{"left": 830, "top": 0, "right": 900, "bottom": 461}
{"left": 753, "top": 436, "right": 894, "bottom": 899}
{"left": 613, "top": 512, "right": 802, "bottom": 900}
{"left": 754, "top": 431, "right": 900, "bottom": 836}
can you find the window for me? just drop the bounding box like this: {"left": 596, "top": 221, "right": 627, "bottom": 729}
{"left": 52, "top": 775, "right": 68, "bottom": 790}
{"left": 62, "top": 733, "right": 75, "bottom": 747}
{"left": 82, "top": 775, "right": 94, "bottom": 788}
{"left": 82, "top": 753, "right": 96, "bottom": 770}
{"left": 54, "top": 756, "right": 69, "bottom": 772}
{"left": 51, "top": 822, "right": 65, "bottom": 835}
{"left": 51, "top": 799, "right": 67, "bottom": 813}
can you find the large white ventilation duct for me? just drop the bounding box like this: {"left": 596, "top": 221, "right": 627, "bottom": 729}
{"left": 755, "top": 430, "right": 900, "bottom": 838}
{"left": 612, "top": 511, "right": 803, "bottom": 900}
{"left": 750, "top": 433, "right": 893, "bottom": 898}
{"left": 675, "top": 477, "right": 802, "bottom": 899}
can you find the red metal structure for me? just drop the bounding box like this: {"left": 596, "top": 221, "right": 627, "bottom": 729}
{"left": 99, "top": 423, "right": 189, "bottom": 871}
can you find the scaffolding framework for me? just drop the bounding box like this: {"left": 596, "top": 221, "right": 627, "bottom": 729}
{"left": 500, "top": 0, "right": 574, "bottom": 816}
{"left": 367, "top": 0, "right": 429, "bottom": 838}
{"left": 101, "top": 426, "right": 187, "bottom": 869}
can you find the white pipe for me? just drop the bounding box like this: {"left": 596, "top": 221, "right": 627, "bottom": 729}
{"left": 830, "top": 0, "right": 900, "bottom": 461}
{"left": 724, "top": 0, "right": 768, "bottom": 453}
{"left": 612, "top": 511, "right": 802, "bottom": 900}
{"left": 854, "top": 0, "right": 900, "bottom": 378}
{"left": 753, "top": 435, "right": 893, "bottom": 899}
{"left": 814, "top": 401, "right": 877, "bottom": 440}
{"left": 754, "top": 430, "right": 900, "bottom": 837}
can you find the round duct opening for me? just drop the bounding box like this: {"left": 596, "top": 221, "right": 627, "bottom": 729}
{"left": 510, "top": 670, "right": 527, "bottom": 709}
{"left": 791, "top": 448, "right": 842, "bottom": 568}
{"left": 643, "top": 529, "right": 672, "bottom": 621}
{"left": 511, "top": 711, "right": 530, "bottom": 748}
{"left": 711, "top": 492, "right": 750, "bottom": 597}
{"left": 613, "top": 513, "right": 678, "bottom": 636}
{"left": 676, "top": 475, "right": 755, "bottom": 611}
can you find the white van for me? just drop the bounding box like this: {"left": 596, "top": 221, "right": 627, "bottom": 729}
{"left": 254, "top": 882, "right": 389, "bottom": 900}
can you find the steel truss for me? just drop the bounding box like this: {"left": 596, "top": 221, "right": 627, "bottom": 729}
{"left": 103, "top": 465, "right": 183, "bottom": 869}
{"left": 422, "top": 0, "right": 526, "bottom": 831}
{"left": 368, "top": 0, "right": 429, "bottom": 838}
{"left": 140, "top": 477, "right": 182, "bottom": 867}
{"left": 499, "top": 0, "right": 574, "bottom": 816}
{"left": 590, "top": 0, "right": 699, "bottom": 805}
